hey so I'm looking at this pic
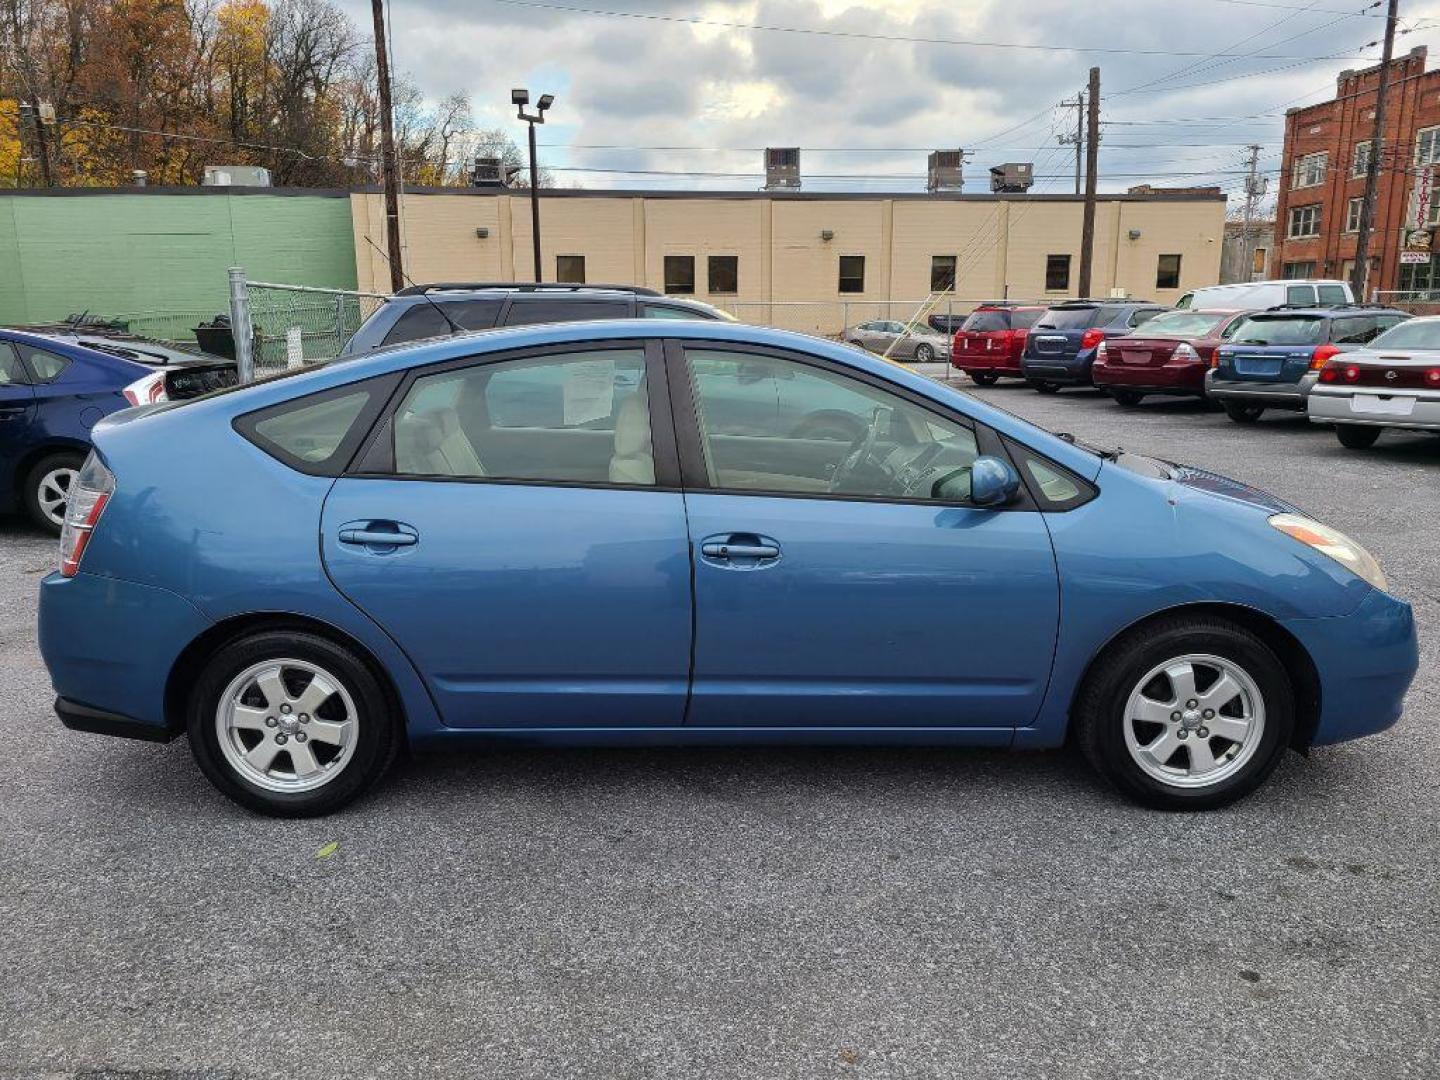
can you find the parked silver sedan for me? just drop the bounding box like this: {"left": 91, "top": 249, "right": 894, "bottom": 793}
{"left": 1308, "top": 316, "right": 1440, "bottom": 449}
{"left": 843, "top": 319, "right": 951, "bottom": 363}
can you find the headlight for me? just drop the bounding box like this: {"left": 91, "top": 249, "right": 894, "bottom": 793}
{"left": 1269, "top": 513, "right": 1388, "bottom": 592}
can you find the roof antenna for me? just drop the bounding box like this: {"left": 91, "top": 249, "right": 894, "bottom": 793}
{"left": 362, "top": 233, "right": 463, "bottom": 338}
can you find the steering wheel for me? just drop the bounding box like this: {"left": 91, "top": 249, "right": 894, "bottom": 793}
{"left": 829, "top": 406, "right": 888, "bottom": 493}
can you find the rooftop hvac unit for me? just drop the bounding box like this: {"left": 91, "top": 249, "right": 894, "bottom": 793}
{"left": 927, "top": 150, "right": 964, "bottom": 192}
{"left": 202, "top": 165, "right": 272, "bottom": 187}
{"left": 764, "top": 147, "right": 801, "bottom": 190}
{"left": 471, "top": 156, "right": 521, "bottom": 188}
{"left": 989, "top": 162, "right": 1034, "bottom": 193}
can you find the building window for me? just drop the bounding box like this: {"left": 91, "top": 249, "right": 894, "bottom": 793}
{"left": 1155, "top": 254, "right": 1182, "bottom": 290}
{"left": 555, "top": 255, "right": 586, "bottom": 284}
{"left": 1345, "top": 197, "right": 1364, "bottom": 233}
{"left": 1291, "top": 152, "right": 1327, "bottom": 190}
{"left": 1045, "top": 254, "right": 1071, "bottom": 292}
{"left": 1252, "top": 247, "right": 1268, "bottom": 277}
{"left": 930, "top": 255, "right": 957, "bottom": 292}
{"left": 838, "top": 255, "right": 866, "bottom": 294}
{"left": 1287, "top": 204, "right": 1321, "bottom": 238}
{"left": 1398, "top": 253, "right": 1439, "bottom": 292}
{"left": 1282, "top": 261, "right": 1317, "bottom": 279}
{"left": 707, "top": 255, "right": 739, "bottom": 295}
{"left": 664, "top": 255, "right": 695, "bottom": 294}
{"left": 1352, "top": 140, "right": 1374, "bottom": 177}
{"left": 1416, "top": 126, "right": 1440, "bottom": 166}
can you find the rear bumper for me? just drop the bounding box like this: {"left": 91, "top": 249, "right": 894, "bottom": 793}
{"left": 1283, "top": 587, "right": 1420, "bottom": 746}
{"left": 1020, "top": 351, "right": 1096, "bottom": 385}
{"left": 1205, "top": 372, "right": 1317, "bottom": 410}
{"left": 952, "top": 353, "right": 1023, "bottom": 374}
{"left": 1093, "top": 359, "right": 1207, "bottom": 392}
{"left": 39, "top": 571, "right": 212, "bottom": 738}
{"left": 1308, "top": 387, "right": 1440, "bottom": 430}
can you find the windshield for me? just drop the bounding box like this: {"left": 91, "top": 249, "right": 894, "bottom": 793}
{"left": 1131, "top": 311, "right": 1227, "bottom": 338}
{"left": 1036, "top": 306, "right": 1101, "bottom": 330}
{"left": 1367, "top": 319, "right": 1439, "bottom": 350}
{"left": 1229, "top": 316, "right": 1326, "bottom": 346}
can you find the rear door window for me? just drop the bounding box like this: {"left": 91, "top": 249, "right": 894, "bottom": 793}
{"left": 502, "top": 298, "right": 632, "bottom": 326}
{"left": 1316, "top": 284, "right": 1350, "bottom": 305}
{"left": 1331, "top": 316, "right": 1382, "bottom": 345}
{"left": 380, "top": 298, "right": 504, "bottom": 347}
{"left": 0, "top": 342, "right": 30, "bottom": 385}
{"left": 1285, "top": 285, "right": 1317, "bottom": 306}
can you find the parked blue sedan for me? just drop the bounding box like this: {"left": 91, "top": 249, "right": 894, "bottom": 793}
{"left": 39, "top": 320, "right": 1418, "bottom": 816}
{"left": 1, "top": 328, "right": 235, "bottom": 532}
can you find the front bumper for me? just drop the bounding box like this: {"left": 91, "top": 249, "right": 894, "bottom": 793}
{"left": 1308, "top": 386, "right": 1440, "bottom": 430}
{"left": 39, "top": 571, "right": 212, "bottom": 739}
{"left": 1205, "top": 371, "right": 1318, "bottom": 410}
{"left": 1283, "top": 586, "right": 1419, "bottom": 746}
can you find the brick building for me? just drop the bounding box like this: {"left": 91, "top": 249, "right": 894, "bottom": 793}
{"left": 1274, "top": 45, "right": 1440, "bottom": 296}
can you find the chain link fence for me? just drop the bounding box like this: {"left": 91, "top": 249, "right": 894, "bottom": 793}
{"left": 713, "top": 297, "right": 1022, "bottom": 339}
{"left": 1373, "top": 290, "right": 1440, "bottom": 317}
{"left": 243, "top": 281, "right": 388, "bottom": 374}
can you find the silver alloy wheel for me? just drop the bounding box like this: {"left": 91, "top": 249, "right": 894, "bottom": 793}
{"left": 915, "top": 344, "right": 934, "bottom": 362}
{"left": 1122, "top": 653, "right": 1266, "bottom": 789}
{"left": 216, "top": 659, "right": 359, "bottom": 793}
{"left": 36, "top": 466, "right": 78, "bottom": 528}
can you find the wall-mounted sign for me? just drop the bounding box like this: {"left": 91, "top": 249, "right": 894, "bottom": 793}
{"left": 1400, "top": 251, "right": 1430, "bottom": 264}
{"left": 1410, "top": 164, "right": 1438, "bottom": 230}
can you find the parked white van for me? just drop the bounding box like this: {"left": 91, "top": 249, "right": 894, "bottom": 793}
{"left": 1176, "top": 279, "right": 1354, "bottom": 310}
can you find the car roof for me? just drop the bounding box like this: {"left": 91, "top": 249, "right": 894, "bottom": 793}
{"left": 1243, "top": 305, "right": 1407, "bottom": 319}
{"left": 0, "top": 327, "right": 150, "bottom": 369}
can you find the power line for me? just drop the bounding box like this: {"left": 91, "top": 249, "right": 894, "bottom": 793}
{"left": 483, "top": 0, "right": 1379, "bottom": 60}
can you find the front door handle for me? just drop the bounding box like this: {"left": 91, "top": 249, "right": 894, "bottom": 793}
{"left": 701, "top": 541, "right": 779, "bottom": 560}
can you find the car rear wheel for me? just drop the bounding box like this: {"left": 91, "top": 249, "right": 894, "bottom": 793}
{"left": 968, "top": 372, "right": 1000, "bottom": 386}
{"left": 1032, "top": 381, "right": 1061, "bottom": 394}
{"left": 1222, "top": 401, "right": 1265, "bottom": 424}
{"left": 1111, "top": 390, "right": 1144, "bottom": 406}
{"left": 1335, "top": 424, "right": 1382, "bottom": 449}
{"left": 23, "top": 452, "right": 85, "bottom": 535}
{"left": 914, "top": 344, "right": 934, "bottom": 363}
{"left": 1075, "top": 616, "right": 1293, "bottom": 810}
{"left": 187, "top": 631, "right": 401, "bottom": 817}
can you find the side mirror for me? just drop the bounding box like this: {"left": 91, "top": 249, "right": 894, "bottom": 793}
{"left": 968, "top": 455, "right": 1022, "bottom": 508}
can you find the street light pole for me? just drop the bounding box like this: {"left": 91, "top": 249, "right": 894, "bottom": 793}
{"left": 513, "top": 88, "right": 555, "bottom": 284}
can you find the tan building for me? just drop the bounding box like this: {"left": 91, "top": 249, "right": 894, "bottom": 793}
{"left": 352, "top": 188, "right": 1226, "bottom": 333}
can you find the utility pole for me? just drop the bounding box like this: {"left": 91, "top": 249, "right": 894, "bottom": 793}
{"left": 1240, "top": 144, "right": 1266, "bottom": 282}
{"left": 1057, "top": 92, "right": 1084, "bottom": 195}
{"left": 1078, "top": 66, "right": 1101, "bottom": 298}
{"left": 1350, "top": 0, "right": 1400, "bottom": 302}
{"left": 370, "top": 0, "right": 405, "bottom": 292}
{"left": 23, "top": 97, "right": 54, "bottom": 188}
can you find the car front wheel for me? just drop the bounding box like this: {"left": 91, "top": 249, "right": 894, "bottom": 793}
{"left": 1335, "top": 424, "right": 1382, "bottom": 449}
{"left": 1075, "top": 616, "right": 1293, "bottom": 810}
{"left": 24, "top": 452, "right": 85, "bottom": 535}
{"left": 187, "top": 631, "right": 401, "bottom": 817}
{"left": 914, "top": 344, "right": 934, "bottom": 363}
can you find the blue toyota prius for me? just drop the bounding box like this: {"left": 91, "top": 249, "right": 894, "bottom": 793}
{"left": 38, "top": 320, "right": 1419, "bottom": 816}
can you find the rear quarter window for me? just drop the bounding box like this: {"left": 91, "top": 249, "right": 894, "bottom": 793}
{"left": 18, "top": 344, "right": 70, "bottom": 382}
{"left": 236, "top": 375, "right": 397, "bottom": 475}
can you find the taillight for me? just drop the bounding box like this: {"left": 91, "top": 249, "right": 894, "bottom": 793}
{"left": 1172, "top": 342, "right": 1200, "bottom": 362}
{"left": 58, "top": 453, "right": 115, "bottom": 577}
{"left": 122, "top": 371, "right": 168, "bottom": 406}
{"left": 1080, "top": 328, "right": 1105, "bottom": 350}
{"left": 1427, "top": 368, "right": 1440, "bottom": 387}
{"left": 1095, "top": 340, "right": 1109, "bottom": 360}
{"left": 1309, "top": 344, "right": 1342, "bottom": 370}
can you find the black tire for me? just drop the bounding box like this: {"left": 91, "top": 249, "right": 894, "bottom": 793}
{"left": 1222, "top": 401, "right": 1265, "bottom": 424}
{"left": 1032, "top": 381, "right": 1062, "bottom": 394}
{"left": 187, "top": 631, "right": 401, "bottom": 817}
{"left": 1111, "top": 389, "right": 1144, "bottom": 407}
{"left": 969, "top": 372, "right": 1000, "bottom": 386}
{"left": 1335, "top": 423, "right": 1382, "bottom": 449}
{"left": 1075, "top": 616, "right": 1294, "bottom": 811}
{"left": 23, "top": 451, "right": 85, "bottom": 536}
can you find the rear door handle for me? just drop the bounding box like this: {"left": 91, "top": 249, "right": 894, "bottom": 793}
{"left": 337, "top": 520, "right": 419, "bottom": 550}
{"left": 699, "top": 533, "right": 782, "bottom": 568}
{"left": 701, "top": 541, "right": 779, "bottom": 559}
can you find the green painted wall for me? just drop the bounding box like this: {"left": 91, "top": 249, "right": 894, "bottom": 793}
{"left": 0, "top": 191, "right": 358, "bottom": 330}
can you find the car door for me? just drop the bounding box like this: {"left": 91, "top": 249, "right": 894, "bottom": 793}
{"left": 0, "top": 342, "right": 36, "bottom": 498}
{"left": 320, "top": 339, "right": 693, "bottom": 729}
{"left": 669, "top": 341, "right": 1061, "bottom": 731}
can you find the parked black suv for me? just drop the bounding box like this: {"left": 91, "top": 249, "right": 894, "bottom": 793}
{"left": 339, "top": 283, "right": 733, "bottom": 355}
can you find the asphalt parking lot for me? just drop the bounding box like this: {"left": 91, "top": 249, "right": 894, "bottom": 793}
{"left": 1, "top": 381, "right": 1437, "bottom": 1080}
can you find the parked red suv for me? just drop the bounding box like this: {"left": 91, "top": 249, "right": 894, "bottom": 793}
{"left": 1091, "top": 309, "right": 1248, "bottom": 406}
{"left": 951, "top": 304, "right": 1046, "bottom": 384}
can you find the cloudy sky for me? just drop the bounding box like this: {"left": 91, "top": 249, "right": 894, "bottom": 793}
{"left": 345, "top": 0, "right": 1440, "bottom": 201}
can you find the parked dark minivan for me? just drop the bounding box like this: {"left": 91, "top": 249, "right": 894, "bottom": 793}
{"left": 1019, "top": 300, "right": 1168, "bottom": 392}
{"left": 340, "top": 283, "right": 732, "bottom": 355}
